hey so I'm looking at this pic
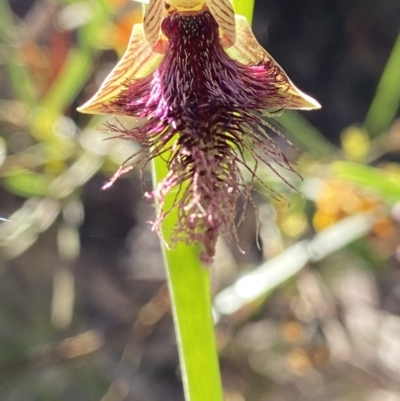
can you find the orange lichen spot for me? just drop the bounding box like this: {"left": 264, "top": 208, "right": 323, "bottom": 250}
{"left": 313, "top": 179, "right": 380, "bottom": 231}
{"left": 281, "top": 321, "right": 305, "bottom": 343}
{"left": 286, "top": 348, "right": 312, "bottom": 376}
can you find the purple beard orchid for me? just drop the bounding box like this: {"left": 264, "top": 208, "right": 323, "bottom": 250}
{"left": 78, "top": 0, "right": 321, "bottom": 264}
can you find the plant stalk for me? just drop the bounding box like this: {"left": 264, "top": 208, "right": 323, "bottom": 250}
{"left": 150, "top": 2, "right": 256, "bottom": 401}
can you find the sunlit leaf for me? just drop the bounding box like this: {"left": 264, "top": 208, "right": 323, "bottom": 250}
{"left": 3, "top": 169, "right": 51, "bottom": 197}
{"left": 333, "top": 161, "right": 400, "bottom": 200}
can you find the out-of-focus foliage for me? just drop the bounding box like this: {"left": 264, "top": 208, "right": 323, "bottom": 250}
{"left": 0, "top": 0, "right": 400, "bottom": 400}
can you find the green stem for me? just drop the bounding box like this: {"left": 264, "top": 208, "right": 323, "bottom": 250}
{"left": 150, "top": 2, "right": 256, "bottom": 401}
{"left": 232, "top": 0, "right": 256, "bottom": 23}
{"left": 151, "top": 156, "right": 223, "bottom": 401}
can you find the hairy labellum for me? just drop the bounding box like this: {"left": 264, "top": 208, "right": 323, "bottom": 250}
{"left": 78, "top": 7, "right": 320, "bottom": 264}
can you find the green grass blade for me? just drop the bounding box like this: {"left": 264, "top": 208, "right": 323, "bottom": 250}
{"left": 279, "top": 111, "right": 336, "bottom": 158}
{"left": 38, "top": 49, "right": 93, "bottom": 115}
{"left": 333, "top": 161, "right": 400, "bottom": 200}
{"left": 0, "top": 0, "right": 37, "bottom": 106}
{"left": 364, "top": 32, "right": 400, "bottom": 138}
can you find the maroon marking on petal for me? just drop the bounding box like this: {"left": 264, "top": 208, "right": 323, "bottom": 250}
{"left": 145, "top": 0, "right": 163, "bottom": 31}
{"left": 208, "top": 0, "right": 234, "bottom": 22}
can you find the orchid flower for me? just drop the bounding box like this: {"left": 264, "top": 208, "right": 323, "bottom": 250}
{"left": 78, "top": 0, "right": 321, "bottom": 264}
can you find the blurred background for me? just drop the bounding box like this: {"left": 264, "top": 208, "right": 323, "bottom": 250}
{"left": 1, "top": 0, "right": 400, "bottom": 400}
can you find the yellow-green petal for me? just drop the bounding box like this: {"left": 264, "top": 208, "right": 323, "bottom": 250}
{"left": 226, "top": 15, "right": 321, "bottom": 110}
{"left": 77, "top": 24, "right": 163, "bottom": 115}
